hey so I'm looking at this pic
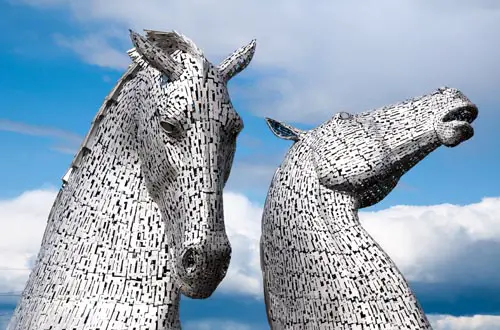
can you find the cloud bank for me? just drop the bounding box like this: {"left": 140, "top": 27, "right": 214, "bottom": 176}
{"left": 181, "top": 315, "right": 500, "bottom": 330}
{"left": 10, "top": 0, "right": 500, "bottom": 123}
{"left": 2, "top": 188, "right": 500, "bottom": 298}
{"left": 430, "top": 314, "right": 500, "bottom": 330}
{"left": 1, "top": 188, "right": 499, "bottom": 326}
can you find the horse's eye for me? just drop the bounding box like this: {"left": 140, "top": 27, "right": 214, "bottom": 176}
{"left": 338, "top": 112, "right": 353, "bottom": 120}
{"left": 160, "top": 120, "right": 179, "bottom": 134}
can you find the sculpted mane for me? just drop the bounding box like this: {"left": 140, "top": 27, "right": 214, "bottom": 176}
{"left": 63, "top": 63, "right": 141, "bottom": 185}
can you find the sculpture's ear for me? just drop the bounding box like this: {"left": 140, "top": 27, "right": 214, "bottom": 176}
{"left": 217, "top": 39, "right": 256, "bottom": 81}
{"left": 265, "top": 117, "right": 303, "bottom": 142}
{"left": 129, "top": 29, "right": 184, "bottom": 81}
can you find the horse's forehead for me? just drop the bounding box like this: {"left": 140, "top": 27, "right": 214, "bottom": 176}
{"left": 194, "top": 105, "right": 242, "bottom": 132}
{"left": 170, "top": 50, "right": 209, "bottom": 72}
{"left": 146, "top": 52, "right": 240, "bottom": 128}
{"left": 163, "top": 80, "right": 241, "bottom": 131}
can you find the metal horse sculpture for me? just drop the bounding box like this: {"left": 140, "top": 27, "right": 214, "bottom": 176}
{"left": 261, "top": 87, "right": 478, "bottom": 329}
{"left": 8, "top": 29, "right": 255, "bottom": 330}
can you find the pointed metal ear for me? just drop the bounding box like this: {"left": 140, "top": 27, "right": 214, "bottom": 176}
{"left": 217, "top": 39, "right": 256, "bottom": 81}
{"left": 265, "top": 117, "right": 303, "bottom": 142}
{"left": 129, "top": 29, "right": 184, "bottom": 81}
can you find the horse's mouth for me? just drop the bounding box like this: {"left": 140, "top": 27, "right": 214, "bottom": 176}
{"left": 437, "top": 104, "right": 478, "bottom": 147}
{"left": 178, "top": 279, "right": 220, "bottom": 299}
{"left": 176, "top": 264, "right": 228, "bottom": 299}
{"left": 442, "top": 105, "right": 478, "bottom": 124}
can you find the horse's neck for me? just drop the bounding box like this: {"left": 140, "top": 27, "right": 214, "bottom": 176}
{"left": 265, "top": 157, "right": 362, "bottom": 252}
{"left": 10, "top": 76, "right": 182, "bottom": 330}
{"left": 262, "top": 154, "right": 431, "bottom": 329}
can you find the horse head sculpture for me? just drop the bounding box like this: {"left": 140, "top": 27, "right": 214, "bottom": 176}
{"left": 7, "top": 29, "right": 255, "bottom": 330}
{"left": 261, "top": 87, "right": 477, "bottom": 329}
{"left": 129, "top": 30, "right": 256, "bottom": 298}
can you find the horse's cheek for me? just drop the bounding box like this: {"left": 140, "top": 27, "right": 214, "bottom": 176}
{"left": 137, "top": 131, "right": 179, "bottom": 187}
{"left": 312, "top": 150, "right": 344, "bottom": 189}
{"left": 358, "top": 143, "right": 393, "bottom": 176}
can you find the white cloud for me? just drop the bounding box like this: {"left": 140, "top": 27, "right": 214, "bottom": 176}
{"left": 2, "top": 188, "right": 500, "bottom": 301}
{"left": 1, "top": 311, "right": 500, "bottom": 330}
{"left": 1, "top": 188, "right": 500, "bottom": 327}
{"left": 429, "top": 314, "right": 500, "bottom": 330}
{"left": 53, "top": 32, "right": 130, "bottom": 70}
{"left": 360, "top": 197, "right": 500, "bottom": 285}
{"left": 120, "top": 314, "right": 500, "bottom": 330}
{"left": 0, "top": 188, "right": 265, "bottom": 297}
{"left": 157, "top": 314, "right": 500, "bottom": 330}
{"left": 10, "top": 0, "right": 500, "bottom": 122}
{"left": 225, "top": 195, "right": 500, "bottom": 296}
{"left": 0, "top": 189, "right": 58, "bottom": 294}
{"left": 221, "top": 195, "right": 500, "bottom": 296}
{"left": 218, "top": 192, "right": 263, "bottom": 297}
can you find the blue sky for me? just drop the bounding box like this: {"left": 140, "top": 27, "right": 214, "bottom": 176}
{"left": 1, "top": 0, "right": 500, "bottom": 329}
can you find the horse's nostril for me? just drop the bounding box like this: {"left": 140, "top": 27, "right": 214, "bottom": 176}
{"left": 181, "top": 248, "right": 198, "bottom": 272}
